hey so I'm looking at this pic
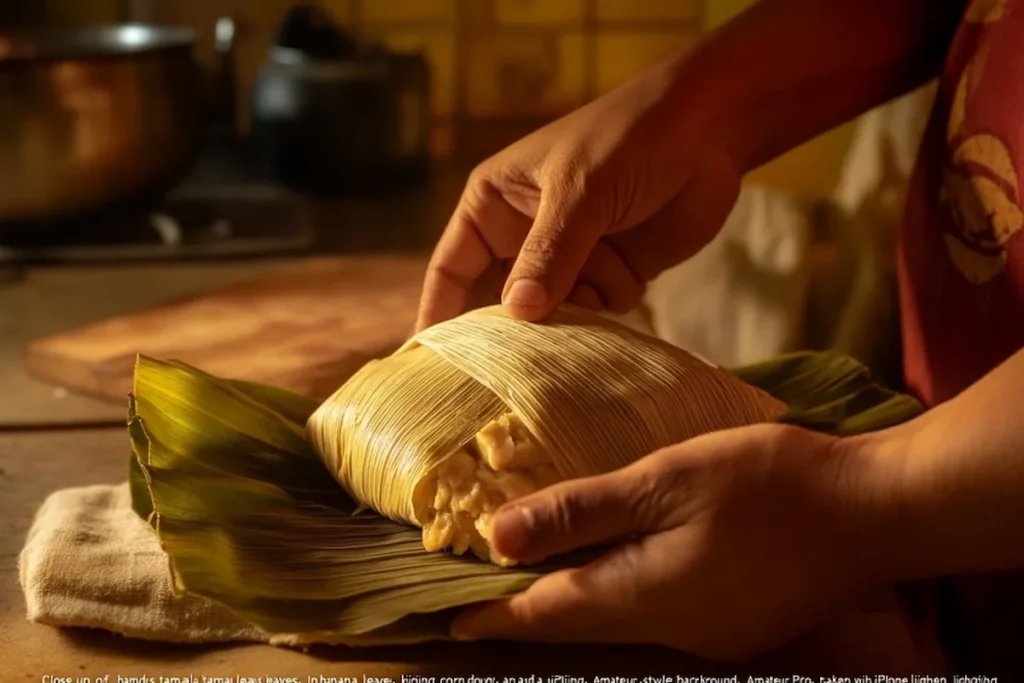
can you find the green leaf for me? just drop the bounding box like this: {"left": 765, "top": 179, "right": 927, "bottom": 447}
{"left": 128, "top": 356, "right": 577, "bottom": 643}
{"left": 128, "top": 350, "right": 921, "bottom": 645}
{"left": 732, "top": 350, "right": 922, "bottom": 434}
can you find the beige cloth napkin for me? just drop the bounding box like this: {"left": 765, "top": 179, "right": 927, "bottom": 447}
{"left": 18, "top": 482, "right": 273, "bottom": 645}
{"left": 21, "top": 482, "right": 942, "bottom": 668}
{"left": 642, "top": 184, "right": 814, "bottom": 367}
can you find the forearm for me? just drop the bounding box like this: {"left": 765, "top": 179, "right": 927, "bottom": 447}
{"left": 661, "top": 0, "right": 965, "bottom": 173}
{"left": 850, "top": 349, "right": 1024, "bottom": 581}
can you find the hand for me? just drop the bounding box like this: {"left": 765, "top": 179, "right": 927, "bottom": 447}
{"left": 415, "top": 53, "right": 742, "bottom": 331}
{"left": 450, "top": 424, "right": 905, "bottom": 662}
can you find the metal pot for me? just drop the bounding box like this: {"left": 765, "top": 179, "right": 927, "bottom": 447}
{"left": 252, "top": 47, "right": 431, "bottom": 196}
{"left": 0, "top": 22, "right": 231, "bottom": 228}
{"left": 250, "top": 5, "right": 430, "bottom": 197}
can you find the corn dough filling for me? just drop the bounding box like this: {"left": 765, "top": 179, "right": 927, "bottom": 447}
{"left": 416, "top": 413, "right": 561, "bottom": 566}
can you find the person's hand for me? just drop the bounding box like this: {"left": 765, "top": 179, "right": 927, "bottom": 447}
{"left": 450, "top": 424, "right": 906, "bottom": 662}
{"left": 415, "top": 53, "right": 742, "bottom": 331}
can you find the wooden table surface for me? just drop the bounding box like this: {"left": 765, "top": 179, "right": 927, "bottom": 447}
{"left": 0, "top": 251, "right": 946, "bottom": 678}
{"left": 0, "top": 426, "right": 948, "bottom": 680}
{"left": 0, "top": 260, "right": 304, "bottom": 428}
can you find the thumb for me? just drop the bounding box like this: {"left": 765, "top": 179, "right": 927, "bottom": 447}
{"left": 489, "top": 464, "right": 665, "bottom": 563}
{"left": 502, "top": 181, "right": 605, "bottom": 321}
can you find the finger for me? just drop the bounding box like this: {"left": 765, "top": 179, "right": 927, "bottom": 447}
{"left": 415, "top": 212, "right": 491, "bottom": 332}
{"left": 550, "top": 243, "right": 645, "bottom": 315}
{"left": 488, "top": 461, "right": 669, "bottom": 562}
{"left": 567, "top": 283, "right": 604, "bottom": 311}
{"left": 451, "top": 544, "right": 658, "bottom": 644}
{"left": 502, "top": 177, "right": 606, "bottom": 321}
{"left": 606, "top": 154, "right": 740, "bottom": 283}
{"left": 463, "top": 257, "right": 510, "bottom": 312}
{"left": 574, "top": 240, "right": 645, "bottom": 314}
{"left": 416, "top": 184, "right": 532, "bottom": 331}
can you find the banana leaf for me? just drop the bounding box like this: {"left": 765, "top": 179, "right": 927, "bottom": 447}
{"left": 127, "top": 349, "right": 921, "bottom": 645}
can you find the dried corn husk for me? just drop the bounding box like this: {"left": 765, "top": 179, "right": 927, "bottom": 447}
{"left": 129, "top": 357, "right": 563, "bottom": 644}
{"left": 128, "top": 314, "right": 921, "bottom": 644}
{"left": 307, "top": 305, "right": 787, "bottom": 543}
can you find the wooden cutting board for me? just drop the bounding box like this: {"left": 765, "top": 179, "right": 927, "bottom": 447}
{"left": 24, "top": 256, "right": 427, "bottom": 403}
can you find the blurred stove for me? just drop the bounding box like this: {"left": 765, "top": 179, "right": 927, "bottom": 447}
{"left": 0, "top": 153, "right": 317, "bottom": 266}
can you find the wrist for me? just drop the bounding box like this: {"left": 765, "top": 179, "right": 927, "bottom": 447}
{"left": 655, "top": 46, "right": 754, "bottom": 175}
{"left": 654, "top": 37, "right": 799, "bottom": 181}
{"left": 827, "top": 425, "right": 925, "bottom": 588}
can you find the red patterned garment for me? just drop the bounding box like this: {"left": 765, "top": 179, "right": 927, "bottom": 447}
{"left": 898, "top": 0, "right": 1024, "bottom": 674}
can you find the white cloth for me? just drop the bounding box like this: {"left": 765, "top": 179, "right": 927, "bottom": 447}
{"left": 637, "top": 84, "right": 937, "bottom": 369}
{"left": 833, "top": 83, "right": 937, "bottom": 215}
{"left": 19, "top": 482, "right": 271, "bottom": 644}
{"left": 642, "top": 184, "right": 813, "bottom": 367}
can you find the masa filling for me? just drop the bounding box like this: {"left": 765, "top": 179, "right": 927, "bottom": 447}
{"left": 415, "top": 413, "right": 561, "bottom": 566}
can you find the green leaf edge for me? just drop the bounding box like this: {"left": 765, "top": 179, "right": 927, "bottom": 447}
{"left": 127, "top": 349, "right": 921, "bottom": 645}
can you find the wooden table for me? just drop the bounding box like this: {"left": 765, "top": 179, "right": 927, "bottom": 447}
{"left": 0, "top": 261, "right": 302, "bottom": 428}
{"left": 0, "top": 426, "right": 948, "bottom": 679}
{"left": 0, "top": 253, "right": 947, "bottom": 678}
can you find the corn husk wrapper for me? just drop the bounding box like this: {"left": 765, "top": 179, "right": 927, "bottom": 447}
{"left": 307, "top": 305, "right": 787, "bottom": 527}
{"left": 128, "top": 310, "right": 921, "bottom": 645}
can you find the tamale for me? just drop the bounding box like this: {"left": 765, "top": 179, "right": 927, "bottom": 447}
{"left": 307, "top": 305, "right": 788, "bottom": 565}
{"left": 128, "top": 308, "right": 922, "bottom": 644}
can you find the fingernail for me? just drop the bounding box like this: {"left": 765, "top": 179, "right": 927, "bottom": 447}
{"left": 503, "top": 279, "right": 548, "bottom": 309}
{"left": 491, "top": 505, "right": 534, "bottom": 556}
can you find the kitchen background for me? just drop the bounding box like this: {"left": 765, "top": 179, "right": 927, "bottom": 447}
{"left": 0, "top": 0, "right": 935, "bottom": 427}
{"left": 0, "top": 3, "right": 946, "bottom": 673}
{"left": 2, "top": 0, "right": 853, "bottom": 197}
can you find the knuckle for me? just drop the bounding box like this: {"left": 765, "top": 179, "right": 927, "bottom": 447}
{"left": 559, "top": 161, "right": 591, "bottom": 198}
{"left": 461, "top": 174, "right": 491, "bottom": 213}
{"left": 508, "top": 595, "right": 546, "bottom": 630}
{"left": 464, "top": 164, "right": 517, "bottom": 213}
{"left": 626, "top": 455, "right": 700, "bottom": 524}
{"left": 521, "top": 232, "right": 572, "bottom": 262}
{"left": 544, "top": 492, "right": 583, "bottom": 536}
{"left": 515, "top": 233, "right": 575, "bottom": 279}
{"left": 467, "top": 160, "right": 495, "bottom": 186}
{"left": 595, "top": 544, "right": 646, "bottom": 596}
{"left": 542, "top": 151, "right": 601, "bottom": 205}
{"left": 626, "top": 469, "right": 676, "bottom": 526}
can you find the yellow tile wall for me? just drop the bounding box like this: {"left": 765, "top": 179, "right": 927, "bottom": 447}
{"left": 462, "top": 31, "right": 586, "bottom": 117}
{"left": 596, "top": 0, "right": 700, "bottom": 23}
{"left": 494, "top": 0, "right": 585, "bottom": 25}
{"left": 703, "top": 0, "right": 756, "bottom": 29}
{"left": 359, "top": 0, "right": 456, "bottom": 23}
{"left": 375, "top": 29, "right": 457, "bottom": 116}
{"left": 149, "top": 0, "right": 701, "bottom": 127}
{"left": 135, "top": 0, "right": 854, "bottom": 198}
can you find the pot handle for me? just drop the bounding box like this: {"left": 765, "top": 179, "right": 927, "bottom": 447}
{"left": 208, "top": 16, "right": 238, "bottom": 148}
